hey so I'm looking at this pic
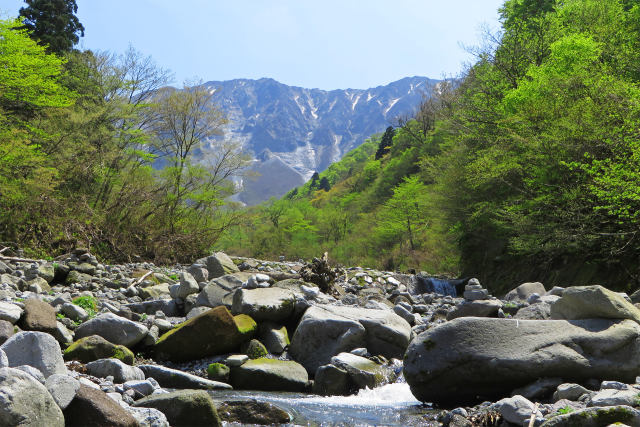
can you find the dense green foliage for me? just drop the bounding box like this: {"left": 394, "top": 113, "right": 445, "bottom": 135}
{"left": 219, "top": 0, "right": 640, "bottom": 293}
{"left": 0, "top": 18, "right": 247, "bottom": 262}
{"left": 19, "top": 0, "right": 85, "bottom": 54}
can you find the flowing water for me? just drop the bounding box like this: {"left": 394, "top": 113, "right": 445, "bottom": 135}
{"left": 210, "top": 381, "right": 436, "bottom": 426}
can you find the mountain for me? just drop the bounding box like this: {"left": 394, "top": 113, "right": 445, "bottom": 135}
{"left": 200, "top": 76, "right": 436, "bottom": 205}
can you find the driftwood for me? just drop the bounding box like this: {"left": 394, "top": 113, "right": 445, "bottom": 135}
{"left": 0, "top": 255, "right": 38, "bottom": 263}
{"left": 131, "top": 270, "right": 153, "bottom": 286}
{"left": 528, "top": 402, "right": 540, "bottom": 427}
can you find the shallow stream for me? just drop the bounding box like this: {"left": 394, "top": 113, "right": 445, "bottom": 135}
{"left": 209, "top": 381, "right": 436, "bottom": 426}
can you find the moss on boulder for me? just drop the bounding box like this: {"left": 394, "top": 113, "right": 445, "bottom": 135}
{"left": 154, "top": 306, "right": 255, "bottom": 362}
{"left": 63, "top": 335, "right": 134, "bottom": 364}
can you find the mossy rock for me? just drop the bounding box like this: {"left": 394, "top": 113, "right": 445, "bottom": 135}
{"left": 64, "top": 335, "right": 134, "bottom": 364}
{"left": 207, "top": 363, "right": 230, "bottom": 382}
{"left": 230, "top": 358, "right": 308, "bottom": 392}
{"left": 234, "top": 314, "right": 257, "bottom": 337}
{"left": 241, "top": 339, "right": 268, "bottom": 359}
{"left": 133, "top": 389, "right": 221, "bottom": 427}
{"left": 217, "top": 400, "right": 290, "bottom": 425}
{"left": 155, "top": 306, "right": 255, "bottom": 362}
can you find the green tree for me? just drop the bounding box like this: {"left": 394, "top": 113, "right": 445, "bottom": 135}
{"left": 18, "top": 0, "right": 85, "bottom": 54}
{"left": 375, "top": 176, "right": 429, "bottom": 251}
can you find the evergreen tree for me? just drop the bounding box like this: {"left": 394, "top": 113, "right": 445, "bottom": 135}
{"left": 375, "top": 126, "right": 395, "bottom": 160}
{"left": 19, "top": 0, "right": 84, "bottom": 54}
{"left": 309, "top": 172, "right": 320, "bottom": 188}
{"left": 318, "top": 176, "right": 331, "bottom": 191}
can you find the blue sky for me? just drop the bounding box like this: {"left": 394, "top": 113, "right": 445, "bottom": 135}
{"left": 2, "top": 0, "right": 504, "bottom": 90}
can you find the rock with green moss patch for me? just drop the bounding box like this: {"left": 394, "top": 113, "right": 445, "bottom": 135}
{"left": 540, "top": 405, "right": 640, "bottom": 426}
{"left": 232, "top": 288, "right": 296, "bottom": 322}
{"left": 64, "top": 270, "right": 93, "bottom": 286}
{"left": 230, "top": 358, "right": 308, "bottom": 392}
{"left": 133, "top": 389, "right": 221, "bottom": 427}
{"left": 241, "top": 339, "right": 268, "bottom": 359}
{"left": 138, "top": 283, "right": 171, "bottom": 300}
{"left": 63, "top": 335, "right": 134, "bottom": 364}
{"left": 217, "top": 400, "right": 291, "bottom": 425}
{"left": 207, "top": 363, "right": 230, "bottom": 382}
{"left": 154, "top": 306, "right": 254, "bottom": 362}
{"left": 259, "top": 322, "right": 290, "bottom": 354}
{"left": 330, "top": 352, "right": 391, "bottom": 390}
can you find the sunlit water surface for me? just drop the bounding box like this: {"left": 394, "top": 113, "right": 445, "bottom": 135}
{"left": 210, "top": 381, "right": 437, "bottom": 426}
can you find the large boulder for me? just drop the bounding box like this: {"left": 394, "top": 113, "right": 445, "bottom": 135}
{"left": 551, "top": 285, "right": 640, "bottom": 324}
{"left": 0, "top": 367, "right": 64, "bottom": 426}
{"left": 230, "top": 358, "right": 308, "bottom": 392}
{"left": 330, "top": 352, "right": 389, "bottom": 390}
{"left": 446, "top": 300, "right": 502, "bottom": 320}
{"left": 20, "top": 298, "right": 57, "bottom": 333}
{"left": 63, "top": 335, "right": 134, "bottom": 364}
{"left": 196, "top": 273, "right": 252, "bottom": 308}
{"left": 290, "top": 304, "right": 411, "bottom": 373}
{"left": 133, "top": 389, "right": 222, "bottom": 427}
{"left": 139, "top": 364, "right": 231, "bottom": 390}
{"left": 232, "top": 287, "right": 296, "bottom": 322}
{"left": 64, "top": 384, "right": 139, "bottom": 427}
{"left": 154, "top": 306, "right": 255, "bottom": 362}
{"left": 85, "top": 359, "right": 144, "bottom": 383}
{"left": 504, "top": 282, "right": 546, "bottom": 301}
{"left": 74, "top": 312, "right": 148, "bottom": 347}
{"left": 199, "top": 252, "right": 239, "bottom": 279}
{"left": 1, "top": 331, "right": 66, "bottom": 378}
{"left": 404, "top": 317, "right": 640, "bottom": 406}
{"left": 45, "top": 373, "right": 80, "bottom": 410}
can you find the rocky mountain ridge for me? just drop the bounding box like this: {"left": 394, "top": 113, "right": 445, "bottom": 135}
{"left": 200, "top": 76, "right": 436, "bottom": 204}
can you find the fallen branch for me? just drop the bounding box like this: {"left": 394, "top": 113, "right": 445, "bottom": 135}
{"left": 0, "top": 255, "right": 38, "bottom": 263}
{"left": 0, "top": 247, "right": 9, "bottom": 254}
{"left": 131, "top": 270, "right": 153, "bottom": 286}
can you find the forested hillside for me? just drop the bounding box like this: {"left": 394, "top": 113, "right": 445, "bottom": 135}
{"left": 0, "top": 7, "right": 248, "bottom": 262}
{"left": 218, "top": 0, "right": 640, "bottom": 293}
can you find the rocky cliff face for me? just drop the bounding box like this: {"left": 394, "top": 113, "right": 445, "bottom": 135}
{"left": 200, "top": 76, "right": 435, "bottom": 205}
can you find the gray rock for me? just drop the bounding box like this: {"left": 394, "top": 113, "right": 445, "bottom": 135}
{"left": 200, "top": 252, "right": 240, "bottom": 279}
{"left": 0, "top": 301, "right": 22, "bottom": 323}
{"left": 511, "top": 377, "right": 563, "bottom": 400}
{"left": 195, "top": 273, "right": 250, "bottom": 308}
{"left": 86, "top": 359, "right": 145, "bottom": 383}
{"left": 61, "top": 302, "right": 89, "bottom": 322}
{"left": 553, "top": 383, "right": 592, "bottom": 402}
{"left": 601, "top": 380, "right": 629, "bottom": 390}
{"left": 546, "top": 286, "right": 565, "bottom": 297}
{"left": 505, "top": 282, "right": 546, "bottom": 301}
{"left": 186, "top": 306, "right": 210, "bottom": 320}
{"left": 75, "top": 312, "right": 148, "bottom": 347}
{"left": 124, "top": 379, "right": 155, "bottom": 396}
{"left": 1, "top": 331, "right": 66, "bottom": 378}
{"left": 290, "top": 304, "right": 411, "bottom": 374}
{"left": 53, "top": 321, "right": 74, "bottom": 345}
{"left": 540, "top": 405, "right": 640, "bottom": 427}
{"left": 127, "top": 406, "right": 170, "bottom": 427}
{"left": 138, "top": 364, "right": 232, "bottom": 390}
{"left": 0, "top": 367, "right": 64, "bottom": 426}
{"left": 230, "top": 358, "right": 308, "bottom": 392}
{"left": 232, "top": 287, "right": 296, "bottom": 322}
{"left": 15, "top": 364, "right": 45, "bottom": 383}
{"left": 225, "top": 354, "right": 248, "bottom": 367}
{"left": 446, "top": 299, "right": 502, "bottom": 320}
{"left": 259, "top": 322, "right": 290, "bottom": 354}
{"left": 187, "top": 263, "right": 208, "bottom": 284}
{"left": 330, "top": 352, "right": 388, "bottom": 390}
{"left": 551, "top": 285, "right": 640, "bottom": 324}
{"left": 313, "top": 364, "right": 350, "bottom": 395}
{"left": 404, "top": 317, "right": 640, "bottom": 405}
{"left": 393, "top": 304, "right": 415, "bottom": 325}
{"left": 589, "top": 388, "right": 640, "bottom": 407}
{"left": 493, "top": 395, "right": 543, "bottom": 426}
{"left": 514, "top": 302, "right": 552, "bottom": 320}
{"left": 45, "top": 373, "right": 80, "bottom": 410}
{"left": 463, "top": 288, "right": 489, "bottom": 300}
{"left": 169, "top": 272, "right": 200, "bottom": 299}
{"left": 153, "top": 318, "right": 173, "bottom": 333}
